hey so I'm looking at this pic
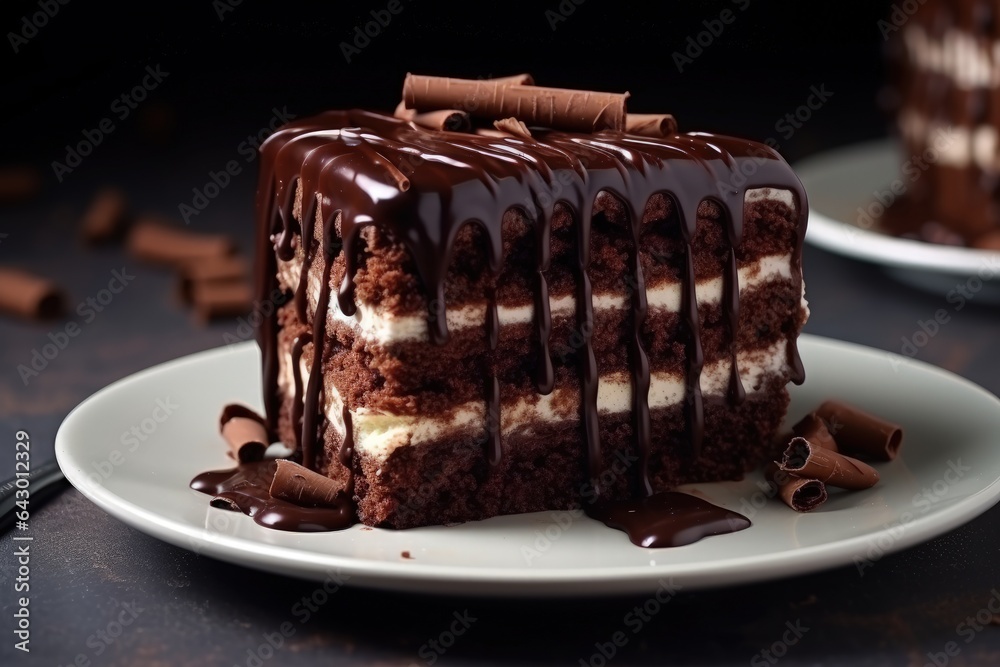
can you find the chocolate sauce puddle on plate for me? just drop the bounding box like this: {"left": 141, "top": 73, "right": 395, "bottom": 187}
{"left": 191, "top": 460, "right": 354, "bottom": 532}
{"left": 192, "top": 462, "right": 747, "bottom": 545}
{"left": 587, "top": 491, "right": 750, "bottom": 548}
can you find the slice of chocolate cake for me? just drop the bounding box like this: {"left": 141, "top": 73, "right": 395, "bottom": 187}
{"left": 882, "top": 0, "right": 1000, "bottom": 249}
{"left": 253, "top": 75, "right": 809, "bottom": 530}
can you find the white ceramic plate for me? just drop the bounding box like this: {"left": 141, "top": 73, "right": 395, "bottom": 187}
{"left": 795, "top": 139, "right": 1000, "bottom": 301}
{"left": 55, "top": 336, "right": 1000, "bottom": 596}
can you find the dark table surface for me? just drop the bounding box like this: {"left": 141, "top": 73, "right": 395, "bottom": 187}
{"left": 3, "top": 133, "right": 1000, "bottom": 667}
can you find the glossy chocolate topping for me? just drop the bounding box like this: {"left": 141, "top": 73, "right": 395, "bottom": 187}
{"left": 238, "top": 100, "right": 807, "bottom": 544}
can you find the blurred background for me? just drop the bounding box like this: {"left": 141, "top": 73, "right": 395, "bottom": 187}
{"left": 0, "top": 0, "right": 977, "bottom": 477}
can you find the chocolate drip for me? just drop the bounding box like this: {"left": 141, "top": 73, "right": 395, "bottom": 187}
{"left": 253, "top": 109, "right": 808, "bottom": 525}
{"left": 724, "top": 248, "right": 746, "bottom": 405}
{"left": 191, "top": 460, "right": 353, "bottom": 532}
{"left": 628, "top": 206, "right": 653, "bottom": 498}
{"left": 587, "top": 491, "right": 750, "bottom": 548}
{"left": 577, "top": 215, "right": 604, "bottom": 494}
{"left": 290, "top": 333, "right": 311, "bottom": 449}
{"left": 340, "top": 405, "right": 355, "bottom": 495}
{"left": 299, "top": 213, "right": 340, "bottom": 470}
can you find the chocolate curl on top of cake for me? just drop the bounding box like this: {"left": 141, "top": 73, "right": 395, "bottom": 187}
{"left": 220, "top": 404, "right": 269, "bottom": 462}
{"left": 402, "top": 73, "right": 629, "bottom": 132}
{"left": 393, "top": 102, "right": 472, "bottom": 132}
{"left": 779, "top": 437, "right": 879, "bottom": 490}
{"left": 625, "top": 113, "right": 678, "bottom": 138}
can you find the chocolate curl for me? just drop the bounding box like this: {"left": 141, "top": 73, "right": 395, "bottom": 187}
{"left": 765, "top": 462, "right": 828, "bottom": 512}
{"left": 270, "top": 460, "right": 343, "bottom": 507}
{"left": 220, "top": 404, "right": 269, "bottom": 462}
{"left": 0, "top": 267, "right": 67, "bottom": 320}
{"left": 81, "top": 188, "right": 128, "bottom": 243}
{"left": 191, "top": 280, "right": 252, "bottom": 322}
{"left": 127, "top": 218, "right": 236, "bottom": 267}
{"left": 792, "top": 413, "right": 839, "bottom": 453}
{"left": 625, "top": 113, "right": 678, "bottom": 138}
{"left": 814, "top": 400, "right": 903, "bottom": 462}
{"left": 493, "top": 117, "right": 532, "bottom": 138}
{"left": 402, "top": 74, "right": 629, "bottom": 132}
{"left": 178, "top": 256, "right": 249, "bottom": 304}
{"left": 0, "top": 166, "right": 41, "bottom": 203}
{"left": 393, "top": 103, "right": 472, "bottom": 132}
{"left": 780, "top": 437, "right": 879, "bottom": 490}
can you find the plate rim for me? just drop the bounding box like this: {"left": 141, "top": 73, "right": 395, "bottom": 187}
{"left": 54, "top": 336, "right": 1000, "bottom": 596}
{"left": 795, "top": 138, "right": 1000, "bottom": 275}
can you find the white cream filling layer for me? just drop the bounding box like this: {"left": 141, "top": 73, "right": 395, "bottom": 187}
{"left": 277, "top": 339, "right": 791, "bottom": 461}
{"left": 899, "top": 109, "right": 992, "bottom": 169}
{"left": 279, "top": 251, "right": 795, "bottom": 343}
{"left": 904, "top": 26, "right": 998, "bottom": 91}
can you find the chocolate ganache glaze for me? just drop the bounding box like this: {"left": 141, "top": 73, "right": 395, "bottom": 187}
{"left": 195, "top": 91, "right": 809, "bottom": 545}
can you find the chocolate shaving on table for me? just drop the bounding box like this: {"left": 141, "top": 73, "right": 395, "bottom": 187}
{"left": 127, "top": 218, "right": 235, "bottom": 267}
{"left": 270, "top": 459, "right": 343, "bottom": 507}
{"left": 792, "top": 413, "right": 839, "bottom": 452}
{"left": 780, "top": 437, "right": 879, "bottom": 490}
{"left": 220, "top": 404, "right": 269, "bottom": 462}
{"left": 0, "top": 267, "right": 67, "bottom": 320}
{"left": 765, "top": 462, "right": 828, "bottom": 512}
{"left": 191, "top": 280, "right": 252, "bottom": 322}
{"left": 178, "top": 256, "right": 249, "bottom": 304}
{"left": 81, "top": 188, "right": 128, "bottom": 243}
{"left": 402, "top": 74, "right": 629, "bottom": 132}
{"left": 814, "top": 400, "right": 903, "bottom": 462}
{"left": 493, "top": 117, "right": 532, "bottom": 138}
{"left": 393, "top": 103, "right": 471, "bottom": 132}
{"left": 0, "top": 166, "right": 41, "bottom": 203}
{"left": 625, "top": 113, "right": 678, "bottom": 138}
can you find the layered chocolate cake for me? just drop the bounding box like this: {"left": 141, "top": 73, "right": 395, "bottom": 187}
{"left": 247, "top": 75, "right": 809, "bottom": 531}
{"left": 883, "top": 0, "right": 1000, "bottom": 249}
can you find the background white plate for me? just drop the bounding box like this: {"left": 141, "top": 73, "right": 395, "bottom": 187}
{"left": 795, "top": 139, "right": 1000, "bottom": 301}
{"left": 55, "top": 336, "right": 1000, "bottom": 596}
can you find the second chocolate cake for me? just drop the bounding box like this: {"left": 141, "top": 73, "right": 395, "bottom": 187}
{"left": 255, "top": 75, "right": 810, "bottom": 529}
